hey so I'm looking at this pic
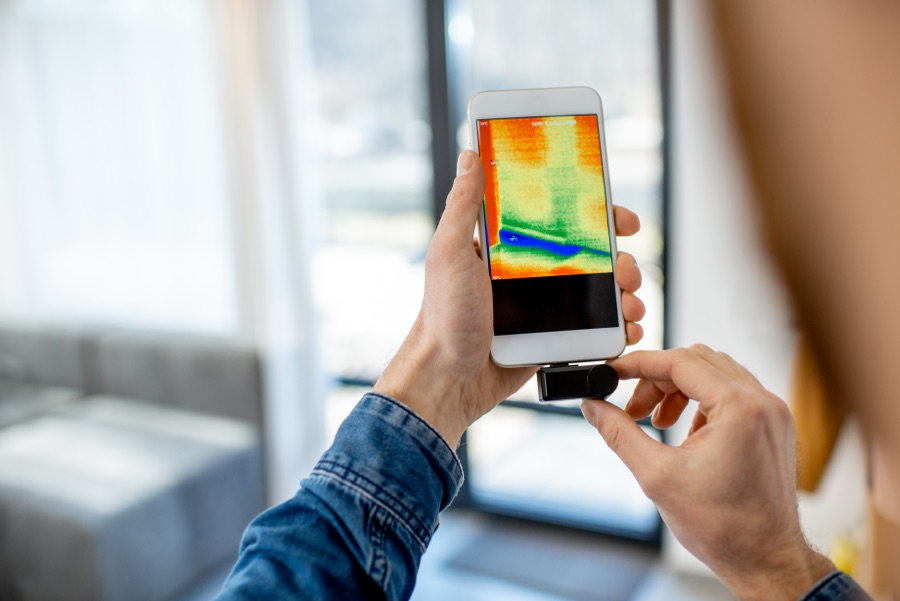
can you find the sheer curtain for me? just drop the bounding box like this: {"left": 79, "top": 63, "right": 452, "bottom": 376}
{"left": 0, "top": 0, "right": 326, "bottom": 501}
{"left": 215, "top": 0, "right": 326, "bottom": 501}
{"left": 0, "top": 0, "right": 235, "bottom": 330}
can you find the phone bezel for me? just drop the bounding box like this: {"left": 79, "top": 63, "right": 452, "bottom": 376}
{"left": 467, "top": 86, "right": 626, "bottom": 367}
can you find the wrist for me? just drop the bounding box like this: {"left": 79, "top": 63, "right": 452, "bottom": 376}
{"left": 722, "top": 540, "right": 835, "bottom": 601}
{"left": 374, "top": 332, "right": 471, "bottom": 448}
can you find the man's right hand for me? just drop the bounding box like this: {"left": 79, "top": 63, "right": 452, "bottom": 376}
{"left": 582, "top": 345, "right": 835, "bottom": 601}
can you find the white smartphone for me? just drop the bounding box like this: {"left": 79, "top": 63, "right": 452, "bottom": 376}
{"left": 468, "top": 86, "right": 626, "bottom": 367}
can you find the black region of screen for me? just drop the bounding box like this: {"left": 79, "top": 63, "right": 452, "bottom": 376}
{"left": 491, "top": 272, "right": 619, "bottom": 336}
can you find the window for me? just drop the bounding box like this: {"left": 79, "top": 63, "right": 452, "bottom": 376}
{"left": 446, "top": 0, "right": 666, "bottom": 539}
{"left": 307, "top": 0, "right": 433, "bottom": 388}
{"left": 314, "top": 0, "right": 666, "bottom": 541}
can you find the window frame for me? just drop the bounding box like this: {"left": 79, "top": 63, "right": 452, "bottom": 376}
{"left": 423, "top": 0, "right": 672, "bottom": 544}
{"left": 336, "top": 0, "right": 673, "bottom": 544}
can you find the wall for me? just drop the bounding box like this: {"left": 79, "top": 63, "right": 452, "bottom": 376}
{"left": 665, "top": 0, "right": 866, "bottom": 574}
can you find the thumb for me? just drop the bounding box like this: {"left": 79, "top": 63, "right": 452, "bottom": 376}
{"left": 582, "top": 398, "right": 672, "bottom": 492}
{"left": 434, "top": 151, "right": 484, "bottom": 248}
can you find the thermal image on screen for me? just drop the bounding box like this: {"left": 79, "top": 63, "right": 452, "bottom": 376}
{"left": 478, "top": 114, "right": 612, "bottom": 280}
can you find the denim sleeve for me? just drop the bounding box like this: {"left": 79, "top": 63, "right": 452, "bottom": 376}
{"left": 799, "top": 571, "right": 872, "bottom": 601}
{"left": 214, "top": 392, "right": 464, "bottom": 601}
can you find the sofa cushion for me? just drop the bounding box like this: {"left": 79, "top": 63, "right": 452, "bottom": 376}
{"left": 90, "top": 331, "right": 264, "bottom": 427}
{"left": 0, "top": 323, "right": 87, "bottom": 389}
{"left": 0, "top": 381, "right": 81, "bottom": 428}
{"left": 0, "top": 397, "right": 264, "bottom": 601}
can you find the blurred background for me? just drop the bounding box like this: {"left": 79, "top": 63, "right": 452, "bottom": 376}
{"left": 0, "top": 1, "right": 864, "bottom": 600}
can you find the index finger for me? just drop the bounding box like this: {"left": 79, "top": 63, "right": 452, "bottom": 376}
{"left": 435, "top": 151, "right": 485, "bottom": 249}
{"left": 609, "top": 349, "right": 738, "bottom": 414}
{"left": 614, "top": 206, "right": 640, "bottom": 237}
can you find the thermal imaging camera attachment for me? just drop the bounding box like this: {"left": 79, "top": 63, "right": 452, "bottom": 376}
{"left": 537, "top": 363, "right": 619, "bottom": 402}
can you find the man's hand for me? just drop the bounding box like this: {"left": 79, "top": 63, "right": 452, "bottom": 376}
{"left": 582, "top": 346, "right": 835, "bottom": 601}
{"left": 375, "top": 150, "right": 645, "bottom": 447}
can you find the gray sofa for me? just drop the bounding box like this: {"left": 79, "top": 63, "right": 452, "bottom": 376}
{"left": 0, "top": 323, "right": 266, "bottom": 601}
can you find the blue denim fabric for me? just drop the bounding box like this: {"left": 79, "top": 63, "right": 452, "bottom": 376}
{"left": 799, "top": 571, "right": 872, "bottom": 600}
{"left": 214, "top": 392, "right": 463, "bottom": 601}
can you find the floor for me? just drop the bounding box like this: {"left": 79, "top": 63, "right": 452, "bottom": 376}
{"left": 410, "top": 510, "right": 731, "bottom": 601}
{"left": 179, "top": 509, "right": 732, "bottom": 601}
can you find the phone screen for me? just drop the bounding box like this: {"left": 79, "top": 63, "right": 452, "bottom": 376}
{"left": 477, "top": 114, "right": 619, "bottom": 336}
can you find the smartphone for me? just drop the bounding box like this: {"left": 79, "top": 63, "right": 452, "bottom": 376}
{"left": 468, "top": 87, "right": 625, "bottom": 367}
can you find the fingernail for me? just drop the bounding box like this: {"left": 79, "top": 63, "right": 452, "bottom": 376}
{"left": 457, "top": 151, "right": 475, "bottom": 176}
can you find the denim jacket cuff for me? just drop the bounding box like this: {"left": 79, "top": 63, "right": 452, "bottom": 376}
{"left": 311, "top": 392, "right": 464, "bottom": 550}
{"left": 799, "top": 570, "right": 872, "bottom": 601}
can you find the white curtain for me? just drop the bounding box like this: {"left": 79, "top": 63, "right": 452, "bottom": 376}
{"left": 0, "top": 0, "right": 236, "bottom": 331}
{"left": 0, "top": 0, "right": 326, "bottom": 502}
{"left": 215, "top": 0, "right": 326, "bottom": 501}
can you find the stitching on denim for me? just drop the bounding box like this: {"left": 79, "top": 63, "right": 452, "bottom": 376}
{"left": 309, "top": 469, "right": 429, "bottom": 551}
{"left": 316, "top": 458, "right": 433, "bottom": 540}
{"left": 367, "top": 507, "right": 389, "bottom": 589}
{"left": 364, "top": 393, "right": 465, "bottom": 477}
{"left": 311, "top": 468, "right": 428, "bottom": 551}
{"left": 315, "top": 460, "right": 431, "bottom": 542}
